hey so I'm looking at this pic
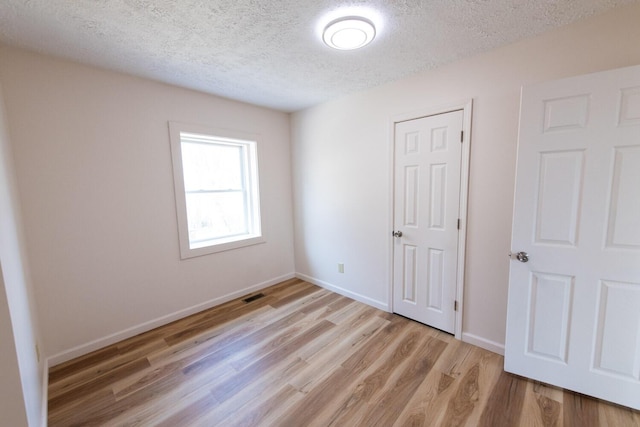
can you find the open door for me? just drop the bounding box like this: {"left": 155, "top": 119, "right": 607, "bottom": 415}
{"left": 505, "top": 65, "right": 640, "bottom": 410}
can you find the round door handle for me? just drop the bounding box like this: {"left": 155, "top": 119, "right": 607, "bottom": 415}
{"left": 392, "top": 230, "right": 403, "bottom": 238}
{"left": 509, "top": 251, "right": 529, "bottom": 263}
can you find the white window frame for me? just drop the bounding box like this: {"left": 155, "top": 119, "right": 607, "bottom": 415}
{"left": 169, "top": 121, "right": 265, "bottom": 259}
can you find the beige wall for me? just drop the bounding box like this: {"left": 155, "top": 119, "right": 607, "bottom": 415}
{"left": 291, "top": 3, "right": 640, "bottom": 352}
{"left": 0, "top": 83, "right": 43, "bottom": 426}
{"left": 0, "top": 46, "right": 296, "bottom": 360}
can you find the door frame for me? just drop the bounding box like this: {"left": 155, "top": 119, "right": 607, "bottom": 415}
{"left": 388, "top": 99, "right": 473, "bottom": 340}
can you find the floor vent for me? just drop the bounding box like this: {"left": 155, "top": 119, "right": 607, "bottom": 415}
{"left": 242, "top": 293, "right": 265, "bottom": 303}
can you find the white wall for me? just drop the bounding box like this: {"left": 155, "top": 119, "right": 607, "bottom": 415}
{"left": 291, "top": 3, "right": 640, "bottom": 352}
{"left": 0, "top": 46, "right": 296, "bottom": 361}
{"left": 0, "top": 270, "right": 28, "bottom": 427}
{"left": 0, "top": 84, "right": 43, "bottom": 426}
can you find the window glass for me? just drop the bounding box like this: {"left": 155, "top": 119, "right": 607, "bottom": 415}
{"left": 180, "top": 141, "right": 243, "bottom": 192}
{"left": 185, "top": 192, "right": 247, "bottom": 246}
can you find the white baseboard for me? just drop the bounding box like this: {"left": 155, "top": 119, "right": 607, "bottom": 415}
{"left": 462, "top": 332, "right": 505, "bottom": 355}
{"left": 40, "top": 358, "right": 48, "bottom": 427}
{"left": 47, "top": 272, "right": 295, "bottom": 366}
{"left": 295, "top": 273, "right": 389, "bottom": 312}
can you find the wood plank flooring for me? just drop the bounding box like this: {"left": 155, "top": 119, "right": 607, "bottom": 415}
{"left": 48, "top": 278, "right": 640, "bottom": 426}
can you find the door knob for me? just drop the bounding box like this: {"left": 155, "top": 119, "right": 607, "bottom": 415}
{"left": 392, "top": 230, "right": 403, "bottom": 237}
{"left": 509, "top": 251, "right": 529, "bottom": 263}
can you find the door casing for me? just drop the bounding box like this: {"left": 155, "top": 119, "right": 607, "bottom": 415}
{"left": 389, "top": 100, "right": 473, "bottom": 340}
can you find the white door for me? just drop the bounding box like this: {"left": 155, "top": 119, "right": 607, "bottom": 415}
{"left": 393, "top": 110, "right": 464, "bottom": 334}
{"left": 505, "top": 65, "right": 640, "bottom": 410}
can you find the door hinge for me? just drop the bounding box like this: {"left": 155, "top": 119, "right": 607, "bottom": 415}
{"left": 460, "top": 131, "right": 463, "bottom": 143}
{"left": 457, "top": 218, "right": 460, "bottom": 230}
{"left": 454, "top": 300, "right": 458, "bottom": 311}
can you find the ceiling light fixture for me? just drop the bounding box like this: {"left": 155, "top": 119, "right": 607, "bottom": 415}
{"left": 322, "top": 16, "right": 376, "bottom": 50}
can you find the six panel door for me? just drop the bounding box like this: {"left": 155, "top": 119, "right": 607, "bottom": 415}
{"left": 505, "top": 64, "right": 640, "bottom": 410}
{"left": 392, "top": 110, "right": 463, "bottom": 334}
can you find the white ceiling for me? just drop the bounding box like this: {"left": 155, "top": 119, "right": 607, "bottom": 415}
{"left": 0, "top": 0, "right": 635, "bottom": 112}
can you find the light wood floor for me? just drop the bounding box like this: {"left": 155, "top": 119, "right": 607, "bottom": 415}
{"left": 48, "top": 278, "right": 640, "bottom": 426}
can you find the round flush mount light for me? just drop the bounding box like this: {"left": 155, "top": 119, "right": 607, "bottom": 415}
{"left": 322, "top": 16, "right": 376, "bottom": 50}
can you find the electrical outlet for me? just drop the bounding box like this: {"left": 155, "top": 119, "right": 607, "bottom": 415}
{"left": 338, "top": 263, "right": 344, "bottom": 273}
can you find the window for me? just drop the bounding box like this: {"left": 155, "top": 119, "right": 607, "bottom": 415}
{"left": 169, "top": 122, "right": 264, "bottom": 258}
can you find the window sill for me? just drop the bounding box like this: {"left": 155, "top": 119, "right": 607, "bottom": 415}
{"left": 180, "top": 235, "right": 265, "bottom": 259}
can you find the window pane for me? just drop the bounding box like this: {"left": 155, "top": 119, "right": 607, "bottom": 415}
{"left": 181, "top": 142, "right": 243, "bottom": 192}
{"left": 185, "top": 192, "right": 248, "bottom": 245}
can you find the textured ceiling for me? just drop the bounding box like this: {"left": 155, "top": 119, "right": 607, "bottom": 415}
{"left": 0, "top": 0, "right": 636, "bottom": 112}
